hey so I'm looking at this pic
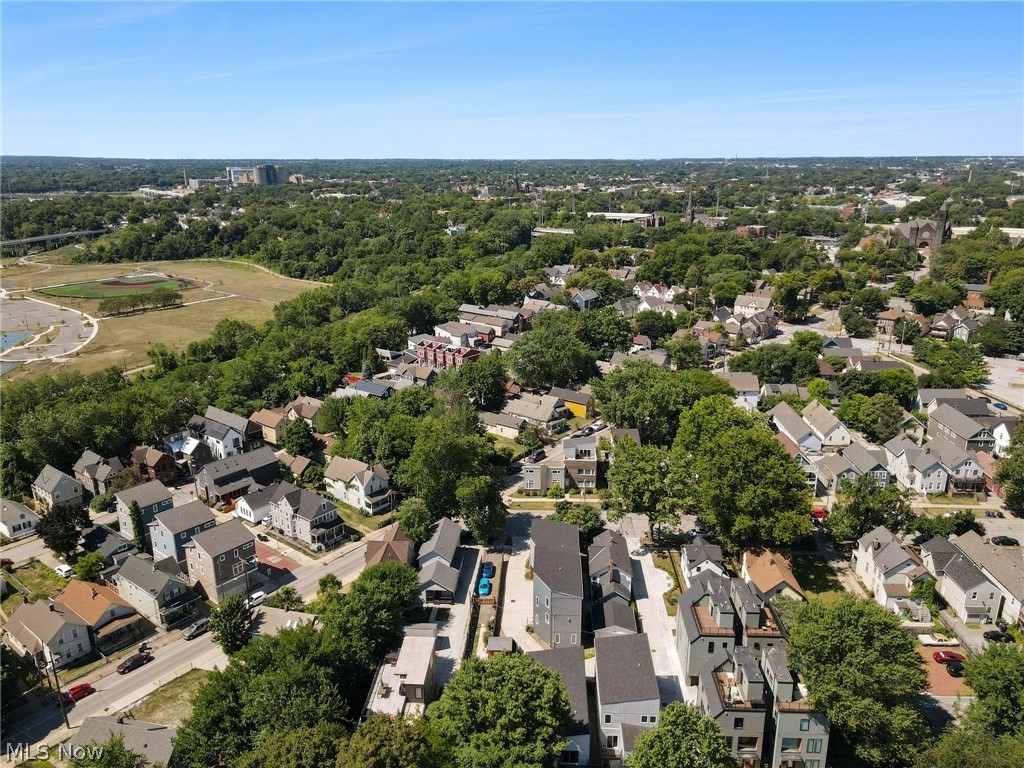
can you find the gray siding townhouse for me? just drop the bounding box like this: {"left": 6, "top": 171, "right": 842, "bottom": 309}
{"left": 196, "top": 446, "right": 279, "bottom": 503}
{"left": 72, "top": 450, "right": 124, "bottom": 497}
{"left": 528, "top": 647, "right": 591, "bottom": 766}
{"left": 530, "top": 519, "right": 584, "bottom": 648}
{"left": 950, "top": 531, "right": 1024, "bottom": 626}
{"left": 676, "top": 572, "right": 738, "bottom": 686}
{"left": 928, "top": 438, "right": 985, "bottom": 494}
{"left": 114, "top": 554, "right": 197, "bottom": 627}
{"left": 595, "top": 633, "right": 661, "bottom": 764}
{"left": 680, "top": 534, "right": 725, "bottom": 586}
{"left": 697, "top": 646, "right": 768, "bottom": 768}
{"left": 148, "top": 501, "right": 216, "bottom": 564}
{"left": 268, "top": 482, "right": 344, "bottom": 551}
{"left": 935, "top": 554, "right": 1000, "bottom": 623}
{"left": 730, "top": 579, "right": 788, "bottom": 659}
{"left": 418, "top": 517, "right": 461, "bottom": 603}
{"left": 763, "top": 648, "right": 830, "bottom": 768}
{"left": 589, "top": 531, "right": 637, "bottom": 638}
{"left": 31, "top": 465, "right": 83, "bottom": 511}
{"left": 183, "top": 519, "right": 258, "bottom": 603}
{"left": 928, "top": 404, "right": 996, "bottom": 452}
{"left": 115, "top": 480, "right": 173, "bottom": 546}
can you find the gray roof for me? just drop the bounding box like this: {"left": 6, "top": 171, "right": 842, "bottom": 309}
{"left": 116, "top": 554, "right": 190, "bottom": 596}
{"left": 527, "top": 647, "right": 590, "bottom": 737}
{"left": 187, "top": 519, "right": 254, "bottom": 557}
{"left": 420, "top": 517, "right": 461, "bottom": 565}
{"left": 593, "top": 598, "right": 637, "bottom": 634}
{"left": 532, "top": 520, "right": 583, "bottom": 598}
{"left": 621, "top": 723, "right": 652, "bottom": 754}
{"left": 918, "top": 388, "right": 968, "bottom": 406}
{"left": 68, "top": 716, "right": 175, "bottom": 768}
{"left": 548, "top": 386, "right": 593, "bottom": 405}
{"left": 1, "top": 498, "right": 36, "bottom": 527}
{"left": 199, "top": 446, "right": 279, "bottom": 485}
{"left": 927, "top": 437, "right": 972, "bottom": 469}
{"left": 802, "top": 400, "right": 845, "bottom": 437}
{"left": 858, "top": 525, "right": 920, "bottom": 575}
{"left": 944, "top": 554, "right": 989, "bottom": 591}
{"left": 6, "top": 600, "right": 88, "bottom": 650}
{"left": 763, "top": 646, "right": 794, "bottom": 684}
{"left": 595, "top": 633, "right": 659, "bottom": 705}
{"left": 269, "top": 481, "right": 336, "bottom": 521}
{"left": 115, "top": 480, "right": 171, "bottom": 509}
{"left": 921, "top": 536, "right": 958, "bottom": 574}
{"left": 930, "top": 404, "right": 987, "bottom": 440}
{"left": 354, "top": 380, "right": 394, "bottom": 398}
{"left": 718, "top": 371, "right": 760, "bottom": 392}
{"left": 769, "top": 402, "right": 814, "bottom": 442}
{"left": 936, "top": 398, "right": 994, "bottom": 417}
{"left": 841, "top": 443, "right": 888, "bottom": 475}
{"left": 205, "top": 405, "right": 253, "bottom": 435}
{"left": 150, "top": 500, "right": 215, "bottom": 534}
{"left": 588, "top": 530, "right": 632, "bottom": 582}
{"left": 80, "top": 526, "right": 135, "bottom": 559}
{"left": 72, "top": 449, "right": 103, "bottom": 475}
{"left": 683, "top": 534, "right": 724, "bottom": 567}
{"left": 952, "top": 530, "right": 1024, "bottom": 599}
{"left": 816, "top": 452, "right": 855, "bottom": 480}
{"left": 419, "top": 559, "right": 459, "bottom": 592}
{"left": 33, "top": 464, "right": 78, "bottom": 495}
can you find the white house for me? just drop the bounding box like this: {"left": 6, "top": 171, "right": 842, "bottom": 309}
{"left": 769, "top": 402, "right": 822, "bottom": 455}
{"left": 851, "top": 526, "right": 924, "bottom": 609}
{"left": 883, "top": 436, "right": 949, "bottom": 495}
{"left": 234, "top": 487, "right": 273, "bottom": 524}
{"left": 801, "top": 401, "right": 852, "bottom": 450}
{"left": 1, "top": 498, "right": 40, "bottom": 541}
{"left": 951, "top": 531, "right": 1024, "bottom": 626}
{"left": 935, "top": 553, "right": 1001, "bottom": 623}
{"left": 680, "top": 534, "right": 725, "bottom": 586}
{"left": 716, "top": 372, "right": 760, "bottom": 411}
{"left": 324, "top": 456, "right": 394, "bottom": 514}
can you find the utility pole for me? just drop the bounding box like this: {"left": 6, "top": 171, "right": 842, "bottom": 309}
{"left": 40, "top": 658, "right": 71, "bottom": 729}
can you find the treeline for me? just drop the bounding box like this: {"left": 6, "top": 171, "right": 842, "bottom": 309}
{"left": 97, "top": 287, "right": 183, "bottom": 316}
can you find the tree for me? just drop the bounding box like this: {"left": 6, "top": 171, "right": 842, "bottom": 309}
{"left": 550, "top": 501, "right": 605, "bottom": 546}
{"left": 891, "top": 274, "right": 915, "bottom": 297}
{"left": 209, "top": 592, "right": 254, "bottom": 655}
{"left": 909, "top": 578, "right": 944, "bottom": 614}
{"left": 996, "top": 427, "right": 1024, "bottom": 513}
{"left": 396, "top": 497, "right": 435, "bottom": 543}
{"left": 36, "top": 502, "right": 90, "bottom": 560}
{"left": 663, "top": 334, "right": 702, "bottom": 370}
{"left": 972, "top": 316, "right": 1024, "bottom": 357}
{"left": 282, "top": 418, "right": 317, "bottom": 457}
{"left": 837, "top": 392, "right": 904, "bottom": 443}
{"left": 787, "top": 595, "right": 928, "bottom": 767}
{"left": 456, "top": 475, "right": 508, "bottom": 544}
{"left": 69, "top": 733, "right": 148, "bottom": 768}
{"left": 839, "top": 304, "right": 876, "bottom": 337}
{"left": 425, "top": 652, "right": 571, "bottom": 768}
{"left": 128, "top": 499, "right": 147, "bottom": 554}
{"left": 912, "top": 509, "right": 984, "bottom": 539}
{"left": 338, "top": 714, "right": 440, "bottom": 768}
{"left": 892, "top": 316, "right": 922, "bottom": 345}
{"left": 263, "top": 585, "right": 303, "bottom": 610}
{"left": 606, "top": 440, "right": 676, "bottom": 539}
{"left": 728, "top": 342, "right": 820, "bottom": 385}
{"left": 625, "top": 702, "right": 736, "bottom": 768}
{"left": 915, "top": 723, "right": 1024, "bottom": 768}
{"left": 237, "top": 724, "right": 345, "bottom": 768}
{"left": 963, "top": 644, "right": 1024, "bottom": 737}
{"left": 436, "top": 354, "right": 507, "bottom": 411}
{"left": 505, "top": 323, "right": 596, "bottom": 390}
{"left": 72, "top": 550, "right": 107, "bottom": 582}
{"left": 908, "top": 277, "right": 960, "bottom": 316}
{"left": 827, "top": 475, "right": 914, "bottom": 541}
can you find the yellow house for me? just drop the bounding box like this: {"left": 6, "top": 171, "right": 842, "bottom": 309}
{"left": 249, "top": 408, "right": 287, "bottom": 446}
{"left": 548, "top": 386, "right": 594, "bottom": 419}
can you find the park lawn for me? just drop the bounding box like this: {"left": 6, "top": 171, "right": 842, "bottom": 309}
{"left": 0, "top": 562, "right": 68, "bottom": 614}
{"left": 38, "top": 276, "right": 195, "bottom": 299}
{"left": 791, "top": 555, "right": 846, "bottom": 602}
{"left": 129, "top": 668, "right": 211, "bottom": 727}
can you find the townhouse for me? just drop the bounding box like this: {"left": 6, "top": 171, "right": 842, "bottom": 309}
{"left": 72, "top": 450, "right": 124, "bottom": 497}
{"left": 696, "top": 646, "right": 768, "bottom": 768}
{"left": 762, "top": 648, "right": 830, "bottom": 768}
{"left": 531, "top": 519, "right": 584, "bottom": 648}
{"left": 927, "top": 404, "right": 996, "bottom": 452}
{"left": 148, "top": 500, "right": 216, "bottom": 565}
{"left": 115, "top": 480, "right": 173, "bottom": 546}
{"left": 595, "top": 633, "right": 661, "bottom": 765}
{"left": 883, "top": 436, "right": 950, "bottom": 495}
{"left": 267, "top": 482, "right": 345, "bottom": 551}
{"left": 31, "top": 465, "right": 83, "bottom": 511}
{"left": 183, "top": 519, "right": 258, "bottom": 603}
{"left": 528, "top": 647, "right": 592, "bottom": 767}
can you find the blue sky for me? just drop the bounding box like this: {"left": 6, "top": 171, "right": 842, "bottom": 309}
{"left": 3, "top": 2, "right": 1022, "bottom": 158}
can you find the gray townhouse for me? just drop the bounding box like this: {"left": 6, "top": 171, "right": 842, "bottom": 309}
{"left": 595, "top": 633, "right": 661, "bottom": 765}
{"left": 148, "top": 501, "right": 216, "bottom": 565}
{"left": 196, "top": 446, "right": 279, "bottom": 503}
{"left": 676, "top": 572, "right": 738, "bottom": 686}
{"left": 267, "top": 482, "right": 345, "bottom": 551}
{"left": 418, "top": 517, "right": 461, "bottom": 604}
{"left": 697, "top": 646, "right": 768, "bottom": 768}
{"left": 72, "top": 449, "right": 124, "bottom": 497}
{"left": 763, "top": 648, "right": 830, "bottom": 768}
{"left": 589, "top": 530, "right": 637, "bottom": 638}
{"left": 114, "top": 554, "right": 198, "bottom": 628}
{"left": 730, "top": 578, "right": 789, "bottom": 660}
{"left": 531, "top": 519, "right": 584, "bottom": 649}
{"left": 528, "top": 647, "right": 591, "bottom": 767}
{"left": 115, "top": 480, "right": 173, "bottom": 546}
{"left": 31, "top": 465, "right": 83, "bottom": 511}
{"left": 950, "top": 530, "right": 1024, "bottom": 626}
{"left": 928, "top": 404, "right": 996, "bottom": 452}
{"left": 183, "top": 519, "right": 258, "bottom": 603}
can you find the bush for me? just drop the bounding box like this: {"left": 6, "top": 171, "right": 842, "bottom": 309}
{"left": 545, "top": 485, "right": 563, "bottom": 499}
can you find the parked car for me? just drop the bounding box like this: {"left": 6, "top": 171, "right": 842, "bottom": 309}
{"left": 946, "top": 661, "right": 965, "bottom": 677}
{"left": 505, "top": 463, "right": 521, "bottom": 475}
{"left": 60, "top": 683, "right": 95, "bottom": 704}
{"left": 116, "top": 653, "right": 154, "bottom": 675}
{"left": 983, "top": 630, "right": 1014, "bottom": 643}
{"left": 592, "top": 420, "right": 607, "bottom": 431}
{"left": 481, "top": 562, "right": 496, "bottom": 579}
{"left": 247, "top": 590, "right": 268, "bottom": 607}
{"left": 54, "top": 565, "right": 74, "bottom": 579}
{"left": 993, "top": 402, "right": 1008, "bottom": 411}
{"left": 528, "top": 449, "right": 546, "bottom": 463}
{"left": 579, "top": 426, "right": 594, "bottom": 437}
{"left": 919, "top": 633, "right": 959, "bottom": 646}
{"left": 477, "top": 578, "right": 492, "bottom": 597}
{"left": 811, "top": 508, "right": 827, "bottom": 520}
{"left": 256, "top": 533, "right": 269, "bottom": 542}
{"left": 182, "top": 618, "right": 209, "bottom": 640}
{"left": 933, "top": 651, "right": 966, "bottom": 664}
{"left": 992, "top": 536, "right": 1020, "bottom": 547}
{"left": 985, "top": 510, "right": 997, "bottom": 518}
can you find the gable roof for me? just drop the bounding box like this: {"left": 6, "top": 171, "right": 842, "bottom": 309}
{"left": 593, "top": 597, "right": 638, "bottom": 634}
{"left": 269, "top": 481, "right": 336, "bottom": 521}
{"left": 743, "top": 549, "right": 805, "bottom": 599}
{"left": 858, "top": 525, "right": 920, "bottom": 574}
{"left": 588, "top": 530, "right": 632, "bottom": 582}
{"left": 920, "top": 536, "right": 958, "bottom": 574}
{"left": 115, "top": 554, "right": 190, "bottom": 596}
{"left": 548, "top": 386, "right": 593, "bottom": 405}
{"left": 33, "top": 464, "right": 78, "bottom": 495}
{"left": 365, "top": 526, "right": 415, "bottom": 567}
{"left": 769, "top": 402, "right": 814, "bottom": 443}
{"left": 205, "top": 405, "right": 253, "bottom": 435}
{"left": 528, "top": 647, "right": 591, "bottom": 737}
{"left": 151, "top": 500, "right": 215, "bottom": 535}
{"left": 420, "top": 517, "right": 461, "bottom": 565}
{"left": 80, "top": 525, "right": 134, "bottom": 559}
{"left": 918, "top": 388, "right": 968, "bottom": 406}
{"left": 187, "top": 519, "right": 254, "bottom": 557}
{"left": 199, "top": 446, "right": 279, "bottom": 485}
{"left": 6, "top": 600, "right": 88, "bottom": 650}
{"left": 802, "top": 400, "right": 845, "bottom": 437}
{"left": 1, "top": 498, "right": 37, "bottom": 527}
{"left": 249, "top": 408, "right": 287, "bottom": 430}
{"left": 930, "top": 404, "right": 987, "bottom": 440}
{"left": 325, "top": 456, "right": 389, "bottom": 486}
{"left": 68, "top": 717, "right": 175, "bottom": 768}
{"left": 115, "top": 480, "right": 171, "bottom": 509}
{"left": 952, "top": 530, "right": 1024, "bottom": 599}
{"left": 595, "top": 633, "right": 659, "bottom": 705}
{"left": 683, "top": 534, "right": 724, "bottom": 567}
{"left": 532, "top": 519, "right": 583, "bottom": 598}
{"left": 131, "top": 445, "right": 172, "bottom": 468}
{"left": 927, "top": 437, "right": 972, "bottom": 469}
{"left": 944, "top": 554, "right": 990, "bottom": 591}
{"left": 841, "top": 443, "right": 888, "bottom": 475}
{"left": 57, "top": 580, "right": 134, "bottom": 627}
{"left": 419, "top": 559, "right": 459, "bottom": 592}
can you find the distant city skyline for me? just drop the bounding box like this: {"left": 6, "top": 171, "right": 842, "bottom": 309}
{"left": 3, "top": 2, "right": 1022, "bottom": 158}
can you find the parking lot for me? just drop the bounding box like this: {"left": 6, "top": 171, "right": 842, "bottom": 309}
{"left": 916, "top": 645, "right": 972, "bottom": 697}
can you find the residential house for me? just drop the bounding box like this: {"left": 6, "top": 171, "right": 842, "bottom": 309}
{"left": 761, "top": 383, "right": 810, "bottom": 402}
{"left": 950, "top": 530, "right": 1024, "bottom": 626}
{"left": 249, "top": 408, "right": 287, "bottom": 446}
{"left": 233, "top": 487, "right": 273, "bottom": 524}
{"left": 851, "top": 526, "right": 923, "bottom": 609}
{"left": 991, "top": 417, "right": 1018, "bottom": 457}
{"left": 364, "top": 624, "right": 439, "bottom": 719}
{"left": 718, "top": 372, "right": 761, "bottom": 411}
{"left": 189, "top": 406, "right": 262, "bottom": 460}
{"left": 365, "top": 525, "right": 415, "bottom": 567}
{"left": 418, "top": 518, "right": 461, "bottom": 604}
{"left": 434, "top": 321, "right": 481, "bottom": 346}
{"left": 681, "top": 535, "right": 725, "bottom": 586}
{"left": 1, "top": 498, "right": 40, "bottom": 541}
{"left": 976, "top": 451, "right": 1005, "bottom": 499}
{"left": 774, "top": 433, "right": 822, "bottom": 495}
{"left": 590, "top": 531, "right": 636, "bottom": 639}
{"left": 928, "top": 438, "right": 985, "bottom": 494}
{"left": 394, "top": 362, "right": 437, "bottom": 388}
{"left": 268, "top": 482, "right": 344, "bottom": 551}
{"left": 841, "top": 443, "right": 891, "bottom": 486}
{"left": 531, "top": 519, "right": 584, "bottom": 649}
{"left": 458, "top": 304, "right": 521, "bottom": 336}
{"left": 814, "top": 452, "right": 859, "bottom": 494}
{"left": 916, "top": 389, "right": 969, "bottom": 413}
{"left": 589, "top": 531, "right": 633, "bottom": 592}
{"left": 609, "top": 347, "right": 672, "bottom": 370}
{"left": 696, "top": 646, "right": 768, "bottom": 768}
{"left": 501, "top": 394, "right": 567, "bottom": 434}
{"left": 769, "top": 403, "right": 821, "bottom": 455}
{"left": 285, "top": 396, "right": 323, "bottom": 427}
{"left": 4, "top": 600, "right": 92, "bottom": 669}
{"left": 333, "top": 379, "right": 398, "bottom": 399}
{"left": 115, "top": 480, "right": 173, "bottom": 546}
{"left": 129, "top": 446, "right": 177, "bottom": 485}
{"left": 148, "top": 501, "right": 216, "bottom": 565}
{"left": 522, "top": 435, "right": 599, "bottom": 494}
{"left": 183, "top": 519, "right": 258, "bottom": 603}
{"left": 479, "top": 411, "right": 527, "bottom": 440}
{"left": 113, "top": 554, "right": 197, "bottom": 627}
{"left": 68, "top": 717, "right": 176, "bottom": 768}
{"left": 883, "top": 436, "right": 949, "bottom": 495}
{"left": 611, "top": 296, "right": 640, "bottom": 318}
{"left": 932, "top": 552, "right": 1001, "bottom": 623}
{"left": 734, "top": 294, "right": 774, "bottom": 318}
{"left": 920, "top": 536, "right": 959, "bottom": 578}
{"left": 928, "top": 404, "right": 996, "bottom": 452}
{"left": 853, "top": 359, "right": 909, "bottom": 373}
{"left": 801, "top": 401, "right": 852, "bottom": 450}
{"left": 742, "top": 550, "right": 805, "bottom": 602}
{"left": 529, "top": 647, "right": 592, "bottom": 767}
{"left": 569, "top": 288, "right": 599, "bottom": 311}
{"left": 275, "top": 450, "right": 311, "bottom": 479}
{"left": 595, "top": 633, "right": 661, "bottom": 763}
{"left": 548, "top": 386, "right": 595, "bottom": 419}
{"left": 762, "top": 648, "right": 830, "bottom": 768}
{"left": 324, "top": 456, "right": 394, "bottom": 514}
{"left": 730, "top": 579, "right": 788, "bottom": 659}
{"left": 630, "top": 334, "right": 652, "bottom": 353}
{"left": 160, "top": 429, "right": 214, "bottom": 477}
{"left": 195, "top": 446, "right": 279, "bottom": 503}
{"left": 543, "top": 264, "right": 577, "bottom": 286}
{"left": 56, "top": 580, "right": 141, "bottom": 653}
{"left": 80, "top": 525, "right": 136, "bottom": 565}
{"left": 72, "top": 450, "right": 124, "bottom": 497}
{"left": 31, "top": 465, "right": 83, "bottom": 511}
{"left": 951, "top": 317, "right": 980, "bottom": 342}
{"left": 676, "top": 572, "right": 738, "bottom": 686}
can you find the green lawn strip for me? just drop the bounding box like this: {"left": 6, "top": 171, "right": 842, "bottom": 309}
{"left": 128, "top": 668, "right": 212, "bottom": 726}
{"left": 333, "top": 502, "right": 394, "bottom": 534}
{"left": 791, "top": 555, "right": 846, "bottom": 602}
{"left": 652, "top": 552, "right": 681, "bottom": 617}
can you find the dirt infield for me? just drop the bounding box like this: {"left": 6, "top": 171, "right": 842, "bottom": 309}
{"left": 37, "top": 275, "right": 195, "bottom": 299}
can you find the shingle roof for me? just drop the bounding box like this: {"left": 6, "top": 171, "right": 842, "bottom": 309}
{"left": 325, "top": 456, "right": 389, "bottom": 486}
{"left": 115, "top": 554, "right": 190, "bottom": 597}
{"left": 532, "top": 520, "right": 583, "bottom": 598}
{"left": 548, "top": 386, "right": 593, "bottom": 405}
{"left": 199, "top": 446, "right": 279, "bottom": 486}
{"left": 527, "top": 647, "right": 591, "bottom": 737}
{"left": 420, "top": 517, "right": 461, "bottom": 566}
{"left": 33, "top": 464, "right": 77, "bottom": 495}
{"left": 918, "top": 388, "right": 968, "bottom": 406}
{"left": 269, "top": 481, "right": 336, "bottom": 521}
{"left": 595, "top": 633, "right": 659, "bottom": 705}
{"left": 249, "top": 408, "right": 286, "bottom": 430}
{"left": 841, "top": 443, "right": 887, "bottom": 475}
{"left": 187, "top": 519, "right": 254, "bottom": 557}
{"left": 365, "top": 526, "right": 415, "bottom": 567}
{"left": 151, "top": 500, "right": 215, "bottom": 535}
{"left": 68, "top": 717, "right": 175, "bottom": 768}
{"left": 80, "top": 526, "right": 134, "bottom": 559}
{"left": 930, "top": 404, "right": 987, "bottom": 440}
{"left": 944, "top": 554, "right": 989, "bottom": 591}
{"left": 921, "top": 536, "right": 958, "bottom": 574}
{"left": 419, "top": 559, "right": 459, "bottom": 592}
{"left": 588, "top": 530, "right": 632, "bottom": 582}
{"left": 6, "top": 600, "right": 88, "bottom": 650}
{"left": 0, "top": 498, "right": 36, "bottom": 528}
{"left": 115, "top": 480, "right": 171, "bottom": 509}
{"left": 205, "top": 405, "right": 253, "bottom": 435}
{"left": 927, "top": 437, "right": 972, "bottom": 469}
{"left": 683, "top": 534, "right": 723, "bottom": 567}
{"left": 802, "top": 400, "right": 845, "bottom": 438}
{"left": 593, "top": 597, "right": 638, "bottom": 634}
{"left": 769, "top": 402, "right": 814, "bottom": 443}
{"left": 952, "top": 530, "right": 1024, "bottom": 600}
{"left": 743, "top": 549, "right": 805, "bottom": 599}
{"left": 56, "top": 580, "right": 134, "bottom": 627}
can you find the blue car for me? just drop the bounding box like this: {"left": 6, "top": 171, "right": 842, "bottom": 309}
{"left": 478, "top": 578, "right": 492, "bottom": 597}
{"left": 481, "top": 562, "right": 496, "bottom": 579}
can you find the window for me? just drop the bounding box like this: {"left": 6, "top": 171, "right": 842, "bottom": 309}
{"left": 109, "top": 609, "right": 116, "bottom": 618}
{"left": 734, "top": 718, "right": 744, "bottom": 730}
{"left": 180, "top": 532, "right": 187, "bottom": 539}
{"left": 71, "top": 628, "right": 79, "bottom": 639}
{"left": 545, "top": 596, "right": 550, "bottom": 607}
{"left": 604, "top": 715, "right": 611, "bottom": 724}
{"left": 650, "top": 715, "right": 656, "bottom": 724}
{"left": 754, "top": 642, "right": 761, "bottom": 651}
{"left": 233, "top": 548, "right": 239, "bottom": 558}
{"left": 77, "top": 643, "right": 84, "bottom": 653}
{"left": 535, "top": 597, "right": 539, "bottom": 607}
{"left": 641, "top": 716, "right": 648, "bottom": 723}
{"left": 805, "top": 761, "right": 821, "bottom": 768}
{"left": 971, "top": 591, "right": 978, "bottom": 600}
{"left": 570, "top": 633, "right": 577, "bottom": 645}
{"left": 737, "top": 736, "right": 758, "bottom": 750}
{"left": 233, "top": 562, "right": 245, "bottom": 576}
{"left": 807, "top": 738, "right": 823, "bottom": 754}
{"left": 554, "top": 634, "right": 560, "bottom": 644}
{"left": 219, "top": 554, "right": 226, "bottom": 562}
{"left": 545, "top": 612, "right": 549, "bottom": 624}
{"left": 723, "top": 737, "right": 733, "bottom": 750}
{"left": 708, "top": 642, "right": 715, "bottom": 653}
{"left": 800, "top": 718, "right": 811, "bottom": 732}
{"left": 606, "top": 736, "right": 618, "bottom": 749}
{"left": 781, "top": 737, "right": 802, "bottom": 752}
{"left": 200, "top": 566, "right": 205, "bottom": 576}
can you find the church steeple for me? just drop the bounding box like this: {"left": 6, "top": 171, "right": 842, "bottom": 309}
{"left": 937, "top": 201, "right": 950, "bottom": 243}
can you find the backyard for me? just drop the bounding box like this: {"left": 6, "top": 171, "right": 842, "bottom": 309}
{"left": 652, "top": 551, "right": 683, "bottom": 616}
{"left": 0, "top": 562, "right": 68, "bottom": 615}
{"left": 791, "top": 555, "right": 846, "bottom": 602}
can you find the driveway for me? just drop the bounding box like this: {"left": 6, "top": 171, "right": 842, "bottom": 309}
{"left": 917, "top": 646, "right": 972, "bottom": 697}
{"left": 629, "top": 540, "right": 686, "bottom": 704}
{"left": 496, "top": 511, "right": 547, "bottom": 653}
{"left": 434, "top": 546, "right": 479, "bottom": 687}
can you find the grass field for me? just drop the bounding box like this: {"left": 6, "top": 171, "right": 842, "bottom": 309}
{"left": 38, "top": 275, "right": 195, "bottom": 299}
{"left": 792, "top": 555, "right": 846, "bottom": 602}
{"left": 129, "top": 668, "right": 211, "bottom": 726}
{"left": 0, "top": 562, "right": 68, "bottom": 616}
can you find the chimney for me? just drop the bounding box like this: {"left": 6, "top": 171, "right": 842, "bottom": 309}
{"left": 117, "top": 716, "right": 124, "bottom": 724}
{"left": 49, "top": 604, "right": 56, "bottom": 612}
{"left": 873, "top": 540, "right": 881, "bottom": 551}
{"left": 91, "top": 588, "right": 97, "bottom": 599}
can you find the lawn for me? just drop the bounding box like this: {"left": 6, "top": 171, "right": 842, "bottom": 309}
{"left": 653, "top": 552, "right": 682, "bottom": 616}
{"left": 38, "top": 275, "right": 196, "bottom": 299}
{"left": 491, "top": 435, "right": 530, "bottom": 460}
{"left": 791, "top": 555, "right": 846, "bottom": 602}
{"left": 335, "top": 502, "right": 395, "bottom": 534}
{"left": 129, "top": 668, "right": 211, "bottom": 727}
{"left": 1, "top": 562, "right": 68, "bottom": 615}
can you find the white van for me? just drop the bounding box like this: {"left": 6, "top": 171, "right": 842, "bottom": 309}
{"left": 54, "top": 565, "right": 75, "bottom": 579}
{"left": 247, "top": 590, "right": 268, "bottom": 607}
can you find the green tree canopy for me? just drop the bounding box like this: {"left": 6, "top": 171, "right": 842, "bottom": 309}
{"left": 72, "top": 550, "right": 107, "bottom": 582}
{"left": 827, "top": 475, "right": 915, "bottom": 541}
{"left": 337, "top": 714, "right": 441, "bottom": 768}
{"left": 396, "top": 497, "right": 435, "bottom": 543}
{"left": 282, "top": 417, "right": 317, "bottom": 457}
{"left": 625, "top": 702, "right": 737, "bottom": 768}
{"left": 606, "top": 439, "right": 676, "bottom": 539}
{"left": 963, "top": 644, "right": 1024, "bottom": 737}
{"left": 68, "top": 733, "right": 149, "bottom": 768}
{"left": 209, "top": 592, "right": 254, "bottom": 655}
{"left": 36, "top": 502, "right": 90, "bottom": 560}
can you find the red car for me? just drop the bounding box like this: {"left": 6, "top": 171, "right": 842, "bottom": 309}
{"left": 933, "top": 651, "right": 966, "bottom": 665}
{"left": 811, "top": 508, "right": 827, "bottom": 520}
{"left": 60, "top": 683, "right": 94, "bottom": 704}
